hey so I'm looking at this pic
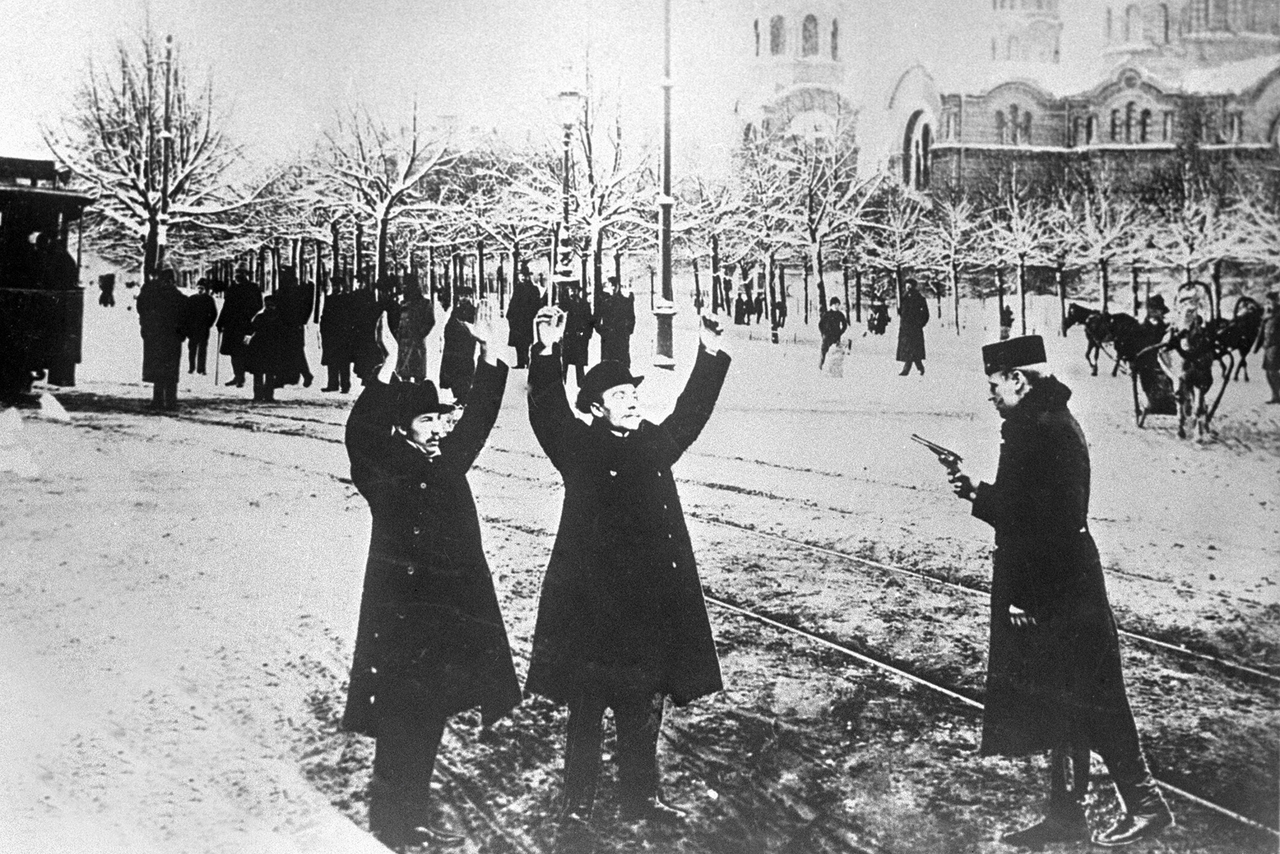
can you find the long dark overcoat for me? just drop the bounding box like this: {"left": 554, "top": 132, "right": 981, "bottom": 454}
{"left": 137, "top": 281, "right": 188, "bottom": 384}
{"left": 595, "top": 292, "right": 636, "bottom": 366}
{"left": 524, "top": 345, "right": 730, "bottom": 707}
{"left": 896, "top": 289, "right": 929, "bottom": 362}
{"left": 342, "top": 362, "right": 521, "bottom": 737}
{"left": 971, "top": 377, "right": 1129, "bottom": 756}
{"left": 217, "top": 279, "right": 262, "bottom": 359}
{"left": 561, "top": 295, "right": 593, "bottom": 367}
{"left": 320, "top": 291, "right": 353, "bottom": 367}
{"left": 506, "top": 279, "right": 541, "bottom": 353}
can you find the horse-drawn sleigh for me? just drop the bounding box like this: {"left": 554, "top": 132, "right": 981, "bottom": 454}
{"left": 1063, "top": 285, "right": 1263, "bottom": 439}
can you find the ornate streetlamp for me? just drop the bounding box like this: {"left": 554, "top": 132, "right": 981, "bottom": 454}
{"left": 653, "top": 0, "right": 676, "bottom": 368}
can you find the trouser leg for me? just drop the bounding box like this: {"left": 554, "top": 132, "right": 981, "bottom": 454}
{"left": 151, "top": 383, "right": 165, "bottom": 407}
{"left": 1267, "top": 369, "right": 1280, "bottom": 402}
{"left": 164, "top": 380, "right": 179, "bottom": 410}
{"left": 1085, "top": 698, "right": 1172, "bottom": 844}
{"left": 230, "top": 354, "right": 246, "bottom": 383}
{"left": 369, "top": 713, "right": 445, "bottom": 847}
{"left": 615, "top": 692, "right": 665, "bottom": 808}
{"left": 820, "top": 339, "right": 831, "bottom": 368}
{"left": 562, "top": 691, "right": 607, "bottom": 819}
{"left": 196, "top": 339, "right": 208, "bottom": 374}
{"left": 1048, "top": 744, "right": 1091, "bottom": 812}
{"left": 914, "top": 359, "right": 925, "bottom": 374}
{"left": 188, "top": 341, "right": 198, "bottom": 373}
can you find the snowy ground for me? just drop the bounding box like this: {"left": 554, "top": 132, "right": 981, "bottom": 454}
{"left": 2, "top": 281, "right": 1277, "bottom": 853}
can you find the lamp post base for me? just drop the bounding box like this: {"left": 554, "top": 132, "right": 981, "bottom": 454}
{"left": 653, "top": 302, "right": 676, "bottom": 369}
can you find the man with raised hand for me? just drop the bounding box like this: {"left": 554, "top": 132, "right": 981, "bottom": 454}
{"left": 525, "top": 307, "right": 731, "bottom": 828}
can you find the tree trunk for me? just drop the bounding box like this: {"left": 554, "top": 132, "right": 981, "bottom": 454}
{"left": 710, "top": 235, "right": 722, "bottom": 314}
{"left": 592, "top": 236, "right": 604, "bottom": 307}
{"left": 952, "top": 261, "right": 961, "bottom": 335}
{"left": 1211, "top": 259, "right": 1222, "bottom": 320}
{"left": 1018, "top": 254, "right": 1027, "bottom": 336}
{"left": 842, "top": 264, "right": 851, "bottom": 326}
{"left": 1101, "top": 258, "right": 1110, "bottom": 314}
{"left": 355, "top": 222, "right": 365, "bottom": 284}
{"left": 1057, "top": 259, "right": 1066, "bottom": 336}
{"left": 814, "top": 242, "right": 827, "bottom": 312}
{"left": 855, "top": 267, "right": 863, "bottom": 323}
{"left": 477, "top": 239, "right": 486, "bottom": 300}
{"left": 692, "top": 257, "right": 702, "bottom": 314}
{"left": 331, "top": 222, "right": 341, "bottom": 287}
{"left": 997, "top": 265, "right": 1006, "bottom": 317}
{"left": 803, "top": 257, "right": 811, "bottom": 325}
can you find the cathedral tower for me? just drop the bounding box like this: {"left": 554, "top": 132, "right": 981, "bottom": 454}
{"left": 991, "top": 0, "right": 1063, "bottom": 63}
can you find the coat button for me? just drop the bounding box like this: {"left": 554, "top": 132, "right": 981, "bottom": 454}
{"left": 407, "top": 567, "right": 415, "bottom": 575}
{"left": 609, "top": 470, "right": 617, "bottom": 477}
{"left": 413, "top": 526, "right": 421, "bottom": 535}
{"left": 419, "top": 482, "right": 427, "bottom": 490}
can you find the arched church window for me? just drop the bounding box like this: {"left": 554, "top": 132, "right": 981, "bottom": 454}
{"left": 1071, "top": 116, "right": 1083, "bottom": 146}
{"left": 770, "top": 16, "right": 786, "bottom": 55}
{"left": 1162, "top": 111, "right": 1175, "bottom": 141}
{"left": 802, "top": 15, "right": 819, "bottom": 56}
{"left": 1125, "top": 4, "right": 1143, "bottom": 41}
{"left": 1125, "top": 102, "right": 1136, "bottom": 142}
{"left": 1160, "top": 4, "right": 1172, "bottom": 41}
{"left": 1009, "top": 104, "right": 1021, "bottom": 144}
{"left": 996, "top": 111, "right": 1007, "bottom": 144}
{"left": 1022, "top": 112, "right": 1033, "bottom": 145}
{"left": 1140, "top": 108, "right": 1152, "bottom": 142}
{"left": 831, "top": 19, "right": 839, "bottom": 60}
{"left": 1086, "top": 114, "right": 1097, "bottom": 143}
{"left": 1106, "top": 8, "right": 1114, "bottom": 42}
{"left": 1111, "top": 108, "right": 1121, "bottom": 141}
{"left": 754, "top": 19, "right": 760, "bottom": 56}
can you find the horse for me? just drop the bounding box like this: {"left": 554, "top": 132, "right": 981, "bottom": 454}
{"left": 1218, "top": 296, "right": 1264, "bottom": 382}
{"left": 1063, "top": 303, "right": 1141, "bottom": 377}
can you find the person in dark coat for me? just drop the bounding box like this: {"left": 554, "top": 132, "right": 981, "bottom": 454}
{"left": 818, "top": 297, "right": 849, "bottom": 370}
{"left": 1253, "top": 289, "right": 1280, "bottom": 404}
{"left": 896, "top": 279, "right": 929, "bottom": 375}
{"left": 394, "top": 275, "right": 437, "bottom": 383}
{"left": 217, "top": 268, "right": 262, "bottom": 388}
{"left": 344, "top": 312, "right": 520, "bottom": 851}
{"left": 320, "top": 274, "right": 354, "bottom": 393}
{"left": 439, "top": 298, "right": 478, "bottom": 404}
{"left": 594, "top": 276, "right": 637, "bottom": 369}
{"left": 505, "top": 265, "right": 541, "bottom": 369}
{"left": 274, "top": 266, "right": 314, "bottom": 389}
{"left": 999, "top": 304, "right": 1015, "bottom": 341}
{"left": 868, "top": 293, "right": 890, "bottom": 335}
{"left": 244, "top": 295, "right": 289, "bottom": 402}
{"left": 559, "top": 283, "right": 593, "bottom": 385}
{"left": 1131, "top": 295, "right": 1176, "bottom": 416}
{"left": 183, "top": 280, "right": 218, "bottom": 375}
{"left": 526, "top": 308, "right": 731, "bottom": 826}
{"left": 944, "top": 335, "right": 1172, "bottom": 849}
{"left": 137, "top": 268, "right": 188, "bottom": 410}
{"left": 349, "top": 283, "right": 384, "bottom": 384}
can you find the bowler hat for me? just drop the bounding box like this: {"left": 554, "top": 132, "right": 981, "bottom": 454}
{"left": 575, "top": 360, "right": 643, "bottom": 413}
{"left": 396, "top": 379, "right": 454, "bottom": 426}
{"left": 1145, "top": 294, "right": 1168, "bottom": 313}
{"left": 983, "top": 335, "right": 1047, "bottom": 375}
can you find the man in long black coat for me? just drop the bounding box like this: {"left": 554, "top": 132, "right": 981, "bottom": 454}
{"left": 320, "top": 275, "right": 354, "bottom": 393}
{"left": 945, "top": 335, "right": 1172, "bottom": 848}
{"left": 594, "top": 277, "right": 637, "bottom": 370}
{"left": 344, "top": 312, "right": 520, "bottom": 851}
{"left": 896, "top": 279, "right": 929, "bottom": 375}
{"left": 505, "top": 266, "right": 541, "bottom": 369}
{"left": 559, "top": 283, "right": 593, "bottom": 384}
{"left": 817, "top": 297, "right": 849, "bottom": 370}
{"left": 183, "top": 280, "right": 218, "bottom": 376}
{"left": 137, "top": 268, "right": 188, "bottom": 410}
{"left": 217, "top": 268, "right": 262, "bottom": 388}
{"left": 526, "top": 308, "right": 730, "bottom": 826}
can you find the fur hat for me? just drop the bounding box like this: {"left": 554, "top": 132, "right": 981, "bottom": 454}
{"left": 983, "top": 335, "right": 1047, "bottom": 375}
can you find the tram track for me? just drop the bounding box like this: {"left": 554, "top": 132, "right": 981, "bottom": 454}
{"left": 70, "top": 399, "right": 1280, "bottom": 684}
{"left": 56, "top": 394, "right": 1280, "bottom": 844}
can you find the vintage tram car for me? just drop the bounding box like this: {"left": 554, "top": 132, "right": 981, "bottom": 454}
{"left": 0, "top": 156, "right": 93, "bottom": 398}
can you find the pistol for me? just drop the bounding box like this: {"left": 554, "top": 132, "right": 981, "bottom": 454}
{"left": 911, "top": 434, "right": 963, "bottom": 476}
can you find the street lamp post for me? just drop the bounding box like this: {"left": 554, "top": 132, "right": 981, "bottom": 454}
{"left": 554, "top": 87, "right": 583, "bottom": 307}
{"left": 653, "top": 0, "right": 676, "bottom": 369}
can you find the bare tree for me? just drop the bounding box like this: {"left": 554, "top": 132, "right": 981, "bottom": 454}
{"left": 861, "top": 182, "right": 931, "bottom": 305}
{"left": 313, "top": 102, "right": 458, "bottom": 283}
{"left": 922, "top": 193, "right": 984, "bottom": 334}
{"left": 47, "top": 27, "right": 262, "bottom": 282}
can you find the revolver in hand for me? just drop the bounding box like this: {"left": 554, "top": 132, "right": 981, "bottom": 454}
{"left": 911, "top": 434, "right": 962, "bottom": 476}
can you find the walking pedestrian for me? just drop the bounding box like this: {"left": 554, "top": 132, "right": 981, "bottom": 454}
{"left": 137, "top": 268, "right": 188, "bottom": 411}
{"left": 320, "top": 274, "right": 354, "bottom": 394}
{"left": 1000, "top": 304, "right": 1015, "bottom": 341}
{"left": 818, "top": 297, "right": 849, "bottom": 370}
{"left": 942, "top": 335, "right": 1173, "bottom": 848}
{"left": 344, "top": 311, "right": 520, "bottom": 852}
{"left": 896, "top": 280, "right": 929, "bottom": 375}
{"left": 525, "top": 308, "right": 731, "bottom": 828}
{"left": 439, "top": 297, "right": 478, "bottom": 405}
{"left": 275, "top": 266, "right": 314, "bottom": 388}
{"left": 245, "top": 295, "right": 288, "bottom": 402}
{"left": 506, "top": 264, "right": 541, "bottom": 369}
{"left": 394, "top": 274, "right": 436, "bottom": 383}
{"left": 183, "top": 279, "right": 218, "bottom": 376}
{"left": 217, "top": 268, "right": 262, "bottom": 388}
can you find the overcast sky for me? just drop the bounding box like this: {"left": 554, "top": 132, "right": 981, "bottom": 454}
{"left": 0, "top": 0, "right": 1105, "bottom": 168}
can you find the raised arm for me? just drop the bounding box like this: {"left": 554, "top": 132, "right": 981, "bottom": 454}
{"left": 660, "top": 318, "right": 731, "bottom": 458}
{"left": 441, "top": 311, "right": 507, "bottom": 472}
{"left": 527, "top": 307, "right": 574, "bottom": 470}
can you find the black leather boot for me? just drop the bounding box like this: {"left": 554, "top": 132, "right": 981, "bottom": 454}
{"left": 618, "top": 794, "right": 687, "bottom": 824}
{"left": 1001, "top": 747, "right": 1091, "bottom": 848}
{"left": 1093, "top": 780, "right": 1172, "bottom": 847}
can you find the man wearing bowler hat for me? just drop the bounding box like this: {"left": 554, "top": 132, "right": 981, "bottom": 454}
{"left": 342, "top": 312, "right": 520, "bottom": 851}
{"left": 941, "top": 335, "right": 1172, "bottom": 848}
{"left": 525, "top": 307, "right": 730, "bottom": 827}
